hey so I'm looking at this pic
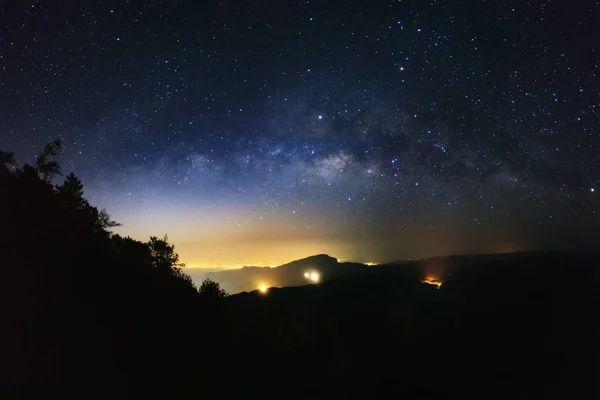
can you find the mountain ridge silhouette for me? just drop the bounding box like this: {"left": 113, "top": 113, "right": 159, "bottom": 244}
{"left": 205, "top": 250, "right": 582, "bottom": 294}
{"left": 206, "top": 253, "right": 368, "bottom": 293}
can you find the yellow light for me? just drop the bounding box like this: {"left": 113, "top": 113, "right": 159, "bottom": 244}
{"left": 259, "top": 284, "right": 268, "bottom": 293}
{"left": 304, "top": 272, "right": 310, "bottom": 278}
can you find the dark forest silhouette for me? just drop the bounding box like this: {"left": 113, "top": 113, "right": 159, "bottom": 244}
{"left": 1, "top": 142, "right": 599, "bottom": 399}
{"left": 0, "top": 141, "right": 229, "bottom": 398}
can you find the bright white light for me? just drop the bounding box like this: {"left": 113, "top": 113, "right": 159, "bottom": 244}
{"left": 317, "top": 115, "right": 323, "bottom": 120}
{"left": 399, "top": 66, "right": 404, "bottom": 71}
{"left": 310, "top": 272, "right": 320, "bottom": 282}
{"left": 304, "top": 271, "right": 320, "bottom": 283}
{"left": 259, "top": 284, "right": 268, "bottom": 293}
{"left": 592, "top": 188, "right": 596, "bottom": 193}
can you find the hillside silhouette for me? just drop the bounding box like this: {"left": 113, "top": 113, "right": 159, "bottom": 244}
{"left": 227, "top": 252, "right": 600, "bottom": 398}
{"left": 0, "top": 142, "right": 228, "bottom": 398}
{"left": 1, "top": 142, "right": 599, "bottom": 399}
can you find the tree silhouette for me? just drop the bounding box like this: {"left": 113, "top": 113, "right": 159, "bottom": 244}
{"left": 57, "top": 172, "right": 86, "bottom": 209}
{"left": 55, "top": 172, "right": 121, "bottom": 237}
{"left": 93, "top": 208, "right": 122, "bottom": 233}
{"left": 35, "top": 139, "right": 62, "bottom": 183}
{"left": 0, "top": 149, "right": 16, "bottom": 170}
{"left": 148, "top": 234, "right": 184, "bottom": 272}
{"left": 198, "top": 278, "right": 228, "bottom": 299}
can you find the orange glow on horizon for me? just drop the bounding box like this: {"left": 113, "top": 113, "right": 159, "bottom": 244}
{"left": 421, "top": 275, "right": 442, "bottom": 289}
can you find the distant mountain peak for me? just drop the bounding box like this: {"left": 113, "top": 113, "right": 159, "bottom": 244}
{"left": 281, "top": 254, "right": 337, "bottom": 264}
{"left": 277, "top": 254, "right": 339, "bottom": 271}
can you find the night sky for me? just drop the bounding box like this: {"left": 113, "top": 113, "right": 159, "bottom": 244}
{"left": 2, "top": 0, "right": 598, "bottom": 269}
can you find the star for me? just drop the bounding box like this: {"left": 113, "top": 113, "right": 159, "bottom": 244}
{"left": 2, "top": 0, "right": 597, "bottom": 269}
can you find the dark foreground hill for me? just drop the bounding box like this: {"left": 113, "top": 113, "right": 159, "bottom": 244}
{"left": 224, "top": 252, "right": 600, "bottom": 399}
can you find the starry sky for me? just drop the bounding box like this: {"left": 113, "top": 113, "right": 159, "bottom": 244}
{"left": 2, "top": 0, "right": 598, "bottom": 269}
